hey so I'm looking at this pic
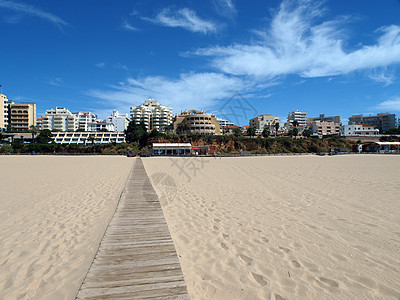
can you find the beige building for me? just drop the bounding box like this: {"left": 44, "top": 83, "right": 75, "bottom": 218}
{"left": 311, "top": 121, "right": 340, "bottom": 136}
{"left": 8, "top": 102, "right": 36, "bottom": 131}
{"left": 174, "top": 110, "right": 221, "bottom": 135}
{"left": 249, "top": 114, "right": 280, "bottom": 130}
{"left": 130, "top": 99, "right": 173, "bottom": 132}
{"left": 0, "top": 93, "right": 10, "bottom": 130}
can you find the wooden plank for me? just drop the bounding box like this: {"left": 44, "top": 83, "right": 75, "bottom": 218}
{"left": 76, "top": 158, "right": 189, "bottom": 299}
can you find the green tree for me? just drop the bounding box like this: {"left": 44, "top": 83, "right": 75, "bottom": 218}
{"left": 36, "top": 129, "right": 53, "bottom": 144}
{"left": 125, "top": 121, "right": 147, "bottom": 143}
{"left": 303, "top": 129, "right": 312, "bottom": 138}
{"left": 233, "top": 128, "right": 242, "bottom": 137}
{"left": 29, "top": 125, "right": 38, "bottom": 143}
{"left": 292, "top": 120, "right": 299, "bottom": 127}
{"left": 176, "top": 119, "right": 190, "bottom": 134}
{"left": 293, "top": 127, "right": 299, "bottom": 137}
{"left": 247, "top": 127, "right": 256, "bottom": 137}
{"left": 274, "top": 122, "right": 280, "bottom": 137}
{"left": 262, "top": 127, "right": 270, "bottom": 138}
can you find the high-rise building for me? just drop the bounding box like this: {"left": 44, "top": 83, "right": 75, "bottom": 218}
{"left": 105, "top": 110, "right": 129, "bottom": 132}
{"left": 249, "top": 114, "right": 280, "bottom": 130}
{"left": 37, "top": 107, "right": 77, "bottom": 131}
{"left": 8, "top": 102, "right": 36, "bottom": 131}
{"left": 130, "top": 99, "right": 172, "bottom": 132}
{"left": 173, "top": 110, "right": 221, "bottom": 135}
{"left": 73, "top": 112, "right": 98, "bottom": 131}
{"left": 287, "top": 110, "right": 307, "bottom": 127}
{"left": 0, "top": 93, "right": 10, "bottom": 130}
{"left": 348, "top": 113, "right": 397, "bottom": 133}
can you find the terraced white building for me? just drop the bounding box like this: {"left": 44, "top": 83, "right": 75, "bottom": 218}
{"left": 130, "top": 99, "right": 172, "bottom": 132}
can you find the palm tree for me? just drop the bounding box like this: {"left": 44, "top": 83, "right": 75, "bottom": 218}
{"left": 262, "top": 127, "right": 270, "bottom": 138}
{"left": 274, "top": 122, "right": 280, "bottom": 137}
{"left": 292, "top": 120, "right": 299, "bottom": 127}
{"left": 176, "top": 119, "right": 190, "bottom": 134}
{"left": 247, "top": 127, "right": 256, "bottom": 137}
{"left": 29, "top": 125, "right": 38, "bottom": 143}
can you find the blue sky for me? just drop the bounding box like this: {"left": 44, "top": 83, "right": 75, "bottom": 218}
{"left": 1, "top": 0, "right": 400, "bottom": 125}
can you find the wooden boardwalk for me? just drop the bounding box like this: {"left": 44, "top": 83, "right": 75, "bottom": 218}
{"left": 76, "top": 158, "right": 189, "bottom": 299}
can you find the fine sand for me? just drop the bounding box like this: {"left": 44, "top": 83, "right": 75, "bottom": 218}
{"left": 0, "top": 156, "right": 134, "bottom": 299}
{"left": 143, "top": 155, "right": 400, "bottom": 299}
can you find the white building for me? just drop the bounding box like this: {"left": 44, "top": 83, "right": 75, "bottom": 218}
{"left": 130, "top": 99, "right": 172, "bottom": 132}
{"left": 287, "top": 110, "right": 307, "bottom": 127}
{"left": 37, "top": 107, "right": 77, "bottom": 131}
{"left": 340, "top": 124, "right": 379, "bottom": 136}
{"left": 217, "top": 117, "right": 234, "bottom": 128}
{"left": 52, "top": 132, "right": 125, "bottom": 145}
{"left": 73, "top": 112, "right": 98, "bottom": 131}
{"left": 105, "top": 110, "right": 129, "bottom": 132}
{"left": 87, "top": 121, "right": 115, "bottom": 132}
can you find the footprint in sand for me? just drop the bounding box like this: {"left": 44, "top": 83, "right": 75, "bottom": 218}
{"left": 213, "top": 225, "right": 219, "bottom": 231}
{"left": 273, "top": 294, "right": 287, "bottom": 300}
{"left": 239, "top": 254, "right": 253, "bottom": 266}
{"left": 319, "top": 277, "right": 339, "bottom": 288}
{"left": 221, "top": 243, "right": 229, "bottom": 250}
{"left": 214, "top": 218, "right": 220, "bottom": 223}
{"left": 261, "top": 237, "right": 269, "bottom": 243}
{"left": 291, "top": 260, "right": 301, "bottom": 268}
{"left": 279, "top": 247, "right": 291, "bottom": 253}
{"left": 251, "top": 272, "right": 268, "bottom": 286}
{"left": 222, "top": 233, "right": 229, "bottom": 240}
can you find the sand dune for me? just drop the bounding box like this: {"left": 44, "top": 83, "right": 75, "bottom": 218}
{"left": 0, "top": 156, "right": 133, "bottom": 299}
{"left": 143, "top": 155, "right": 400, "bottom": 300}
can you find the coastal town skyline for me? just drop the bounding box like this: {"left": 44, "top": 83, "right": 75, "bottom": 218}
{"left": 1, "top": 0, "right": 400, "bottom": 124}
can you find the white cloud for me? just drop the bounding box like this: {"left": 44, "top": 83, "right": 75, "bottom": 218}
{"left": 46, "top": 77, "right": 64, "bottom": 87}
{"left": 194, "top": 0, "right": 400, "bottom": 79}
{"left": 368, "top": 70, "right": 395, "bottom": 86}
{"left": 142, "top": 8, "right": 217, "bottom": 34}
{"left": 86, "top": 72, "right": 244, "bottom": 114}
{"left": 122, "top": 20, "right": 137, "bottom": 31}
{"left": 213, "top": 0, "right": 237, "bottom": 18}
{"left": 95, "top": 62, "right": 105, "bottom": 68}
{"left": 0, "top": 0, "right": 68, "bottom": 28}
{"left": 375, "top": 97, "right": 400, "bottom": 111}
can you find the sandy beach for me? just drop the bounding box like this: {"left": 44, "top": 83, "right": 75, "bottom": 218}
{"left": 143, "top": 155, "right": 400, "bottom": 300}
{"left": 0, "top": 156, "right": 133, "bottom": 299}
{"left": 0, "top": 155, "right": 399, "bottom": 299}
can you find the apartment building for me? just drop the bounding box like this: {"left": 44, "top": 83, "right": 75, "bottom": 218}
{"left": 249, "top": 114, "right": 280, "bottom": 130}
{"left": 174, "top": 110, "right": 221, "bottom": 135}
{"left": 73, "top": 112, "right": 98, "bottom": 131}
{"left": 0, "top": 93, "right": 10, "bottom": 130}
{"left": 217, "top": 117, "right": 234, "bottom": 128}
{"left": 105, "top": 110, "right": 129, "bottom": 132}
{"left": 348, "top": 113, "right": 397, "bottom": 133}
{"left": 37, "top": 107, "right": 77, "bottom": 131}
{"left": 52, "top": 132, "right": 125, "bottom": 145}
{"left": 307, "top": 114, "right": 341, "bottom": 125}
{"left": 87, "top": 121, "right": 115, "bottom": 132}
{"left": 311, "top": 121, "right": 340, "bottom": 136}
{"left": 130, "top": 99, "right": 172, "bottom": 132}
{"left": 8, "top": 102, "right": 36, "bottom": 131}
{"left": 340, "top": 124, "right": 379, "bottom": 136}
{"left": 287, "top": 110, "right": 307, "bottom": 127}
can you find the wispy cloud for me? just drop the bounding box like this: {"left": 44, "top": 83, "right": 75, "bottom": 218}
{"left": 212, "top": 0, "right": 237, "bottom": 19}
{"left": 0, "top": 0, "right": 68, "bottom": 28}
{"left": 194, "top": 0, "right": 400, "bottom": 79}
{"left": 46, "top": 77, "right": 64, "bottom": 87}
{"left": 142, "top": 8, "right": 217, "bottom": 34}
{"left": 122, "top": 20, "right": 137, "bottom": 31}
{"left": 95, "top": 62, "right": 106, "bottom": 68}
{"left": 86, "top": 72, "right": 244, "bottom": 113}
{"left": 375, "top": 97, "right": 400, "bottom": 111}
{"left": 368, "top": 70, "right": 395, "bottom": 86}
